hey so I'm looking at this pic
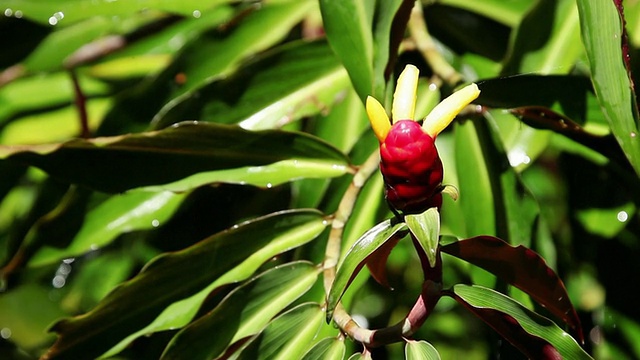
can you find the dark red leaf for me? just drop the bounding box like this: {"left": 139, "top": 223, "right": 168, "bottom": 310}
{"left": 441, "top": 236, "right": 583, "bottom": 343}
{"left": 365, "top": 234, "right": 401, "bottom": 288}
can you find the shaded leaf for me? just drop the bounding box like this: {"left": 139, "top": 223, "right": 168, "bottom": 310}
{"left": 405, "top": 339, "right": 441, "bottom": 360}
{"left": 1, "top": 122, "right": 350, "bottom": 193}
{"left": 41, "top": 209, "right": 327, "bottom": 360}
{"left": 447, "top": 284, "right": 591, "bottom": 359}
{"left": 326, "top": 219, "right": 407, "bottom": 321}
{"left": 161, "top": 261, "right": 320, "bottom": 360}
{"left": 441, "top": 236, "right": 582, "bottom": 342}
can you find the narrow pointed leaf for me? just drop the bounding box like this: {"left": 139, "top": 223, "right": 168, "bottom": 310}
{"left": 41, "top": 209, "right": 327, "bottom": 360}
{"left": 447, "top": 284, "right": 592, "bottom": 360}
{"left": 301, "top": 337, "right": 346, "bottom": 360}
{"left": 1, "top": 122, "right": 349, "bottom": 193}
{"left": 319, "top": 0, "right": 374, "bottom": 102}
{"left": 326, "top": 219, "right": 407, "bottom": 321}
{"left": 441, "top": 236, "right": 582, "bottom": 341}
{"left": 29, "top": 190, "right": 187, "bottom": 266}
{"left": 577, "top": 0, "right": 640, "bottom": 176}
{"left": 405, "top": 339, "right": 441, "bottom": 360}
{"left": 405, "top": 208, "right": 440, "bottom": 268}
{"left": 161, "top": 262, "right": 319, "bottom": 360}
{"left": 238, "top": 303, "right": 325, "bottom": 360}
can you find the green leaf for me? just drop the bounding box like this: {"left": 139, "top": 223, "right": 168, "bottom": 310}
{"left": 1, "top": 122, "right": 350, "bottom": 193}
{"left": 448, "top": 284, "right": 592, "bottom": 360}
{"left": 319, "top": 0, "right": 374, "bottom": 102}
{"left": 153, "top": 41, "right": 351, "bottom": 131}
{"left": 41, "top": 209, "right": 327, "bottom": 360}
{"left": 577, "top": 0, "right": 640, "bottom": 176}
{"left": 405, "top": 207, "right": 440, "bottom": 268}
{"left": 1, "top": 0, "right": 234, "bottom": 25}
{"left": 28, "top": 190, "right": 187, "bottom": 267}
{"left": 160, "top": 261, "right": 320, "bottom": 360}
{"left": 438, "top": 0, "right": 532, "bottom": 27}
{"left": 301, "top": 337, "right": 346, "bottom": 360}
{"left": 238, "top": 303, "right": 325, "bottom": 360}
{"left": 405, "top": 339, "right": 441, "bottom": 360}
{"left": 502, "top": 0, "right": 581, "bottom": 75}
{"left": 326, "top": 219, "right": 407, "bottom": 321}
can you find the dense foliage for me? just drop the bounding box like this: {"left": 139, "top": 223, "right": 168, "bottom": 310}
{"left": 1, "top": 0, "right": 639, "bottom": 359}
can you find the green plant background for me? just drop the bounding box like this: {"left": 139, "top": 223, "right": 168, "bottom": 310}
{"left": 0, "top": 0, "right": 639, "bottom": 359}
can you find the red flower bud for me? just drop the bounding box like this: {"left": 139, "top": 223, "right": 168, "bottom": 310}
{"left": 379, "top": 120, "right": 443, "bottom": 213}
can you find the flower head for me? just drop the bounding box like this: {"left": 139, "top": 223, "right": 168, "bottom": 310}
{"left": 366, "top": 65, "right": 480, "bottom": 214}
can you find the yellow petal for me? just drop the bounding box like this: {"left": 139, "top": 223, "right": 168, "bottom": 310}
{"left": 366, "top": 96, "right": 391, "bottom": 141}
{"left": 392, "top": 64, "right": 419, "bottom": 123}
{"left": 422, "top": 83, "right": 480, "bottom": 137}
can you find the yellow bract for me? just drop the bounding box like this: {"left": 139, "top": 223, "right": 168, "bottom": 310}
{"left": 366, "top": 96, "right": 391, "bottom": 142}
{"left": 392, "top": 64, "right": 419, "bottom": 123}
{"left": 365, "top": 64, "right": 480, "bottom": 142}
{"left": 422, "top": 83, "right": 480, "bottom": 137}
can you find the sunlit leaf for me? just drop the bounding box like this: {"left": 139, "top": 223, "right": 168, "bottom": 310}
{"left": 326, "top": 219, "right": 407, "bottom": 321}
{"left": 441, "top": 235, "right": 582, "bottom": 342}
{"left": 405, "top": 339, "right": 441, "bottom": 360}
{"left": 160, "top": 261, "right": 320, "bottom": 360}
{"left": 41, "top": 209, "right": 327, "bottom": 360}
{"left": 1, "top": 122, "right": 350, "bottom": 193}
{"left": 236, "top": 303, "right": 325, "bottom": 360}
{"left": 447, "top": 284, "right": 592, "bottom": 359}
{"left": 405, "top": 207, "right": 440, "bottom": 268}
{"left": 577, "top": 0, "right": 640, "bottom": 176}
{"left": 301, "top": 336, "right": 346, "bottom": 360}
{"left": 29, "top": 190, "right": 187, "bottom": 267}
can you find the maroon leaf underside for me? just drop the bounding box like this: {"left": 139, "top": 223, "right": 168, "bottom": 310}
{"left": 447, "top": 291, "right": 562, "bottom": 360}
{"left": 441, "top": 236, "right": 583, "bottom": 343}
{"left": 365, "top": 234, "right": 402, "bottom": 288}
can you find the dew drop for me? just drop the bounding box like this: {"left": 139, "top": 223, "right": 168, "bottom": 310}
{"left": 192, "top": 10, "right": 201, "bottom": 18}
{"left": 52, "top": 275, "right": 66, "bottom": 288}
{"left": 266, "top": 183, "right": 273, "bottom": 189}
{"left": 631, "top": 132, "right": 637, "bottom": 138}
{"left": 428, "top": 83, "right": 437, "bottom": 91}
{"left": 617, "top": 211, "right": 628, "bottom": 222}
{"left": 14, "top": 10, "right": 22, "bottom": 18}
{"left": 151, "top": 219, "right": 160, "bottom": 227}
{"left": 0, "top": 328, "right": 11, "bottom": 339}
{"left": 4, "top": 8, "right": 12, "bottom": 17}
{"left": 49, "top": 11, "right": 64, "bottom": 25}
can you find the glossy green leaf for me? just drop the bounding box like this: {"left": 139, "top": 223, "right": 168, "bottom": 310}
{"left": 448, "top": 284, "right": 592, "bottom": 360}
{"left": 41, "top": 209, "right": 327, "bottom": 360}
{"left": 161, "top": 261, "right": 320, "bottom": 360}
{"left": 301, "top": 336, "right": 346, "bottom": 360}
{"left": 319, "top": 0, "right": 373, "bottom": 102}
{"left": 239, "top": 303, "right": 325, "bottom": 360}
{"left": 326, "top": 219, "right": 407, "bottom": 321}
{"left": 1, "top": 122, "right": 350, "bottom": 193}
{"left": 101, "top": 207, "right": 329, "bottom": 358}
{"left": 29, "top": 190, "right": 187, "bottom": 267}
{"left": 0, "top": 72, "right": 109, "bottom": 125}
{"left": 348, "top": 352, "right": 372, "bottom": 360}
{"left": 502, "top": 0, "right": 581, "bottom": 75}
{"left": 405, "top": 207, "right": 440, "bottom": 268}
{"left": 1, "top": 0, "right": 233, "bottom": 25}
{"left": 577, "top": 0, "right": 640, "bottom": 176}
{"left": 153, "top": 41, "right": 350, "bottom": 131}
{"left": 453, "top": 120, "right": 495, "bottom": 237}
{"left": 405, "top": 339, "right": 441, "bottom": 360}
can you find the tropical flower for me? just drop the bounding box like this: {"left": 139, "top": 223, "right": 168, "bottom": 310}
{"left": 366, "top": 65, "right": 480, "bottom": 214}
